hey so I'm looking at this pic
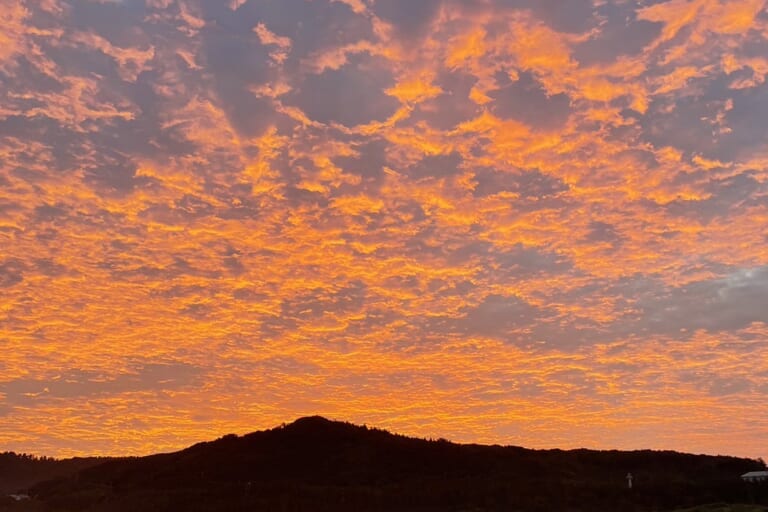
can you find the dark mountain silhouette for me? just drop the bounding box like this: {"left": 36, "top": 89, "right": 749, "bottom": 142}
{"left": 2, "top": 416, "right": 766, "bottom": 511}
{"left": 0, "top": 453, "right": 106, "bottom": 494}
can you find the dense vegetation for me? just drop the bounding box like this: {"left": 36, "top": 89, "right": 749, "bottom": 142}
{"left": 2, "top": 417, "right": 766, "bottom": 511}
{"left": 0, "top": 453, "right": 106, "bottom": 494}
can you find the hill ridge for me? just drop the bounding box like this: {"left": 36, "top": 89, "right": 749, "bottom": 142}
{"left": 3, "top": 417, "right": 766, "bottom": 512}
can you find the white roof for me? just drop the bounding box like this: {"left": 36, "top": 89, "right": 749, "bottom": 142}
{"left": 741, "top": 471, "right": 768, "bottom": 477}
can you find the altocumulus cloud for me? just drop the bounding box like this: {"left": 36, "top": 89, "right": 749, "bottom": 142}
{"left": 0, "top": 0, "right": 766, "bottom": 459}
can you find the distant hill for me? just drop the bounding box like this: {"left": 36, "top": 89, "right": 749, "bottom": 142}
{"left": 2, "top": 416, "right": 767, "bottom": 511}
{"left": 0, "top": 452, "right": 107, "bottom": 494}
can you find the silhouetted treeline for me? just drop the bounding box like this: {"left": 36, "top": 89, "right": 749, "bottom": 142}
{"left": 3, "top": 417, "right": 767, "bottom": 511}
{"left": 0, "top": 452, "right": 106, "bottom": 494}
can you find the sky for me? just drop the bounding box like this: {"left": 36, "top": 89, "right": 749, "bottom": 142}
{"left": 0, "top": 0, "right": 767, "bottom": 460}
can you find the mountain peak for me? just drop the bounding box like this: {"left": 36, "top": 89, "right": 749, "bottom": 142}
{"left": 22, "top": 419, "right": 768, "bottom": 512}
{"left": 286, "top": 415, "right": 335, "bottom": 428}
{"left": 275, "top": 415, "right": 369, "bottom": 440}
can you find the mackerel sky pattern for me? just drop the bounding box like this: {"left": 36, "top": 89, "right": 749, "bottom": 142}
{"left": 1, "top": 0, "right": 767, "bottom": 458}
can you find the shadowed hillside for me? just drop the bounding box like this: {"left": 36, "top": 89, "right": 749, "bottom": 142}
{"left": 2, "top": 417, "right": 766, "bottom": 511}
{"left": 0, "top": 453, "right": 107, "bottom": 494}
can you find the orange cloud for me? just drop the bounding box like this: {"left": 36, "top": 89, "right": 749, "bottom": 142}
{"left": 0, "top": 0, "right": 766, "bottom": 462}
{"left": 0, "top": 0, "right": 28, "bottom": 67}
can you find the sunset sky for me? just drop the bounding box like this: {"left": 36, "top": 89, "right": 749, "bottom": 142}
{"left": 1, "top": 0, "right": 767, "bottom": 460}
